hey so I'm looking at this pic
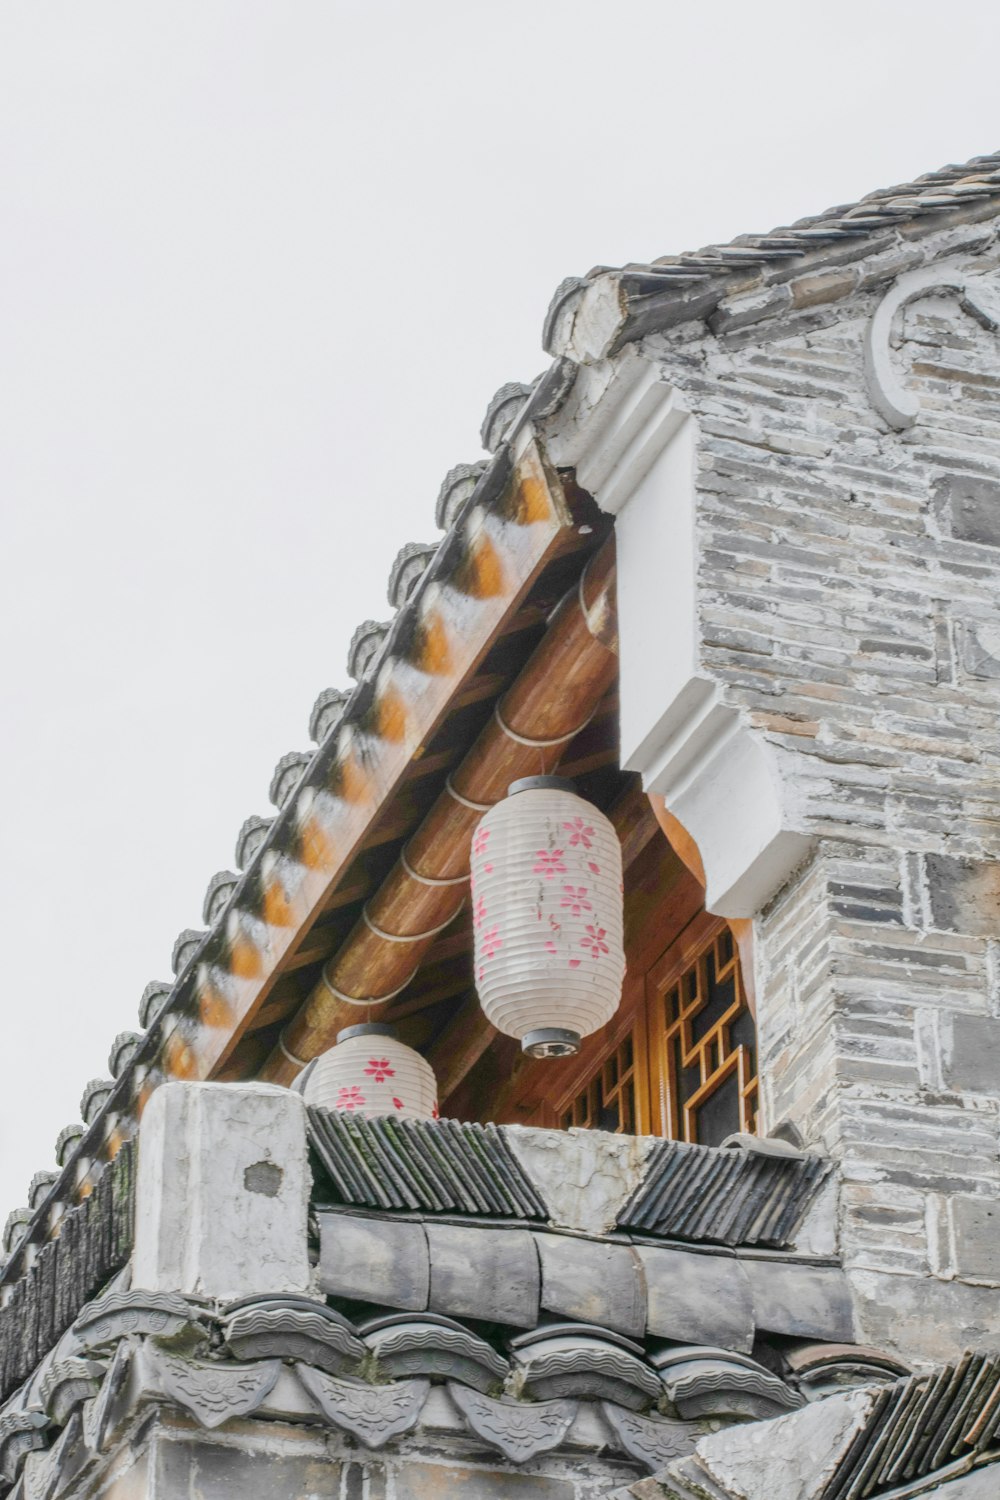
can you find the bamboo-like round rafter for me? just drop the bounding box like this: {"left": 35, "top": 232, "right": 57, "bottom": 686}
{"left": 261, "top": 536, "right": 618, "bottom": 1083}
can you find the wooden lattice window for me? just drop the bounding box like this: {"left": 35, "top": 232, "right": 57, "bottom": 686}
{"left": 554, "top": 913, "right": 756, "bottom": 1146}
{"left": 648, "top": 918, "right": 757, "bottom": 1145}
{"left": 558, "top": 1032, "right": 639, "bottom": 1135}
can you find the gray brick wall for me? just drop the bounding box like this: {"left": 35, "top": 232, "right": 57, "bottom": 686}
{"left": 139, "top": 1418, "right": 640, "bottom": 1500}
{"left": 635, "top": 215, "right": 1000, "bottom": 1362}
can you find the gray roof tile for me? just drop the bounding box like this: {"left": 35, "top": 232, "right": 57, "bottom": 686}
{"left": 138, "top": 979, "right": 172, "bottom": 1030}
{"left": 269, "top": 751, "right": 312, "bottom": 810}
{"left": 317, "top": 1214, "right": 429, "bottom": 1312}
{"left": 307, "top": 1110, "right": 548, "bottom": 1220}
{"left": 820, "top": 1352, "right": 1000, "bottom": 1500}
{"left": 480, "top": 381, "right": 534, "bottom": 453}
{"left": 234, "top": 815, "right": 273, "bottom": 871}
{"left": 107, "top": 1033, "right": 142, "bottom": 1079}
{"left": 307, "top": 687, "right": 350, "bottom": 745}
{"left": 434, "top": 460, "right": 487, "bottom": 530}
{"left": 201, "top": 870, "right": 240, "bottom": 926}
{"left": 346, "top": 619, "right": 391, "bottom": 681}
{"left": 170, "top": 927, "right": 206, "bottom": 977}
{"left": 618, "top": 1138, "right": 829, "bottom": 1248}
{"left": 387, "top": 542, "right": 438, "bottom": 609}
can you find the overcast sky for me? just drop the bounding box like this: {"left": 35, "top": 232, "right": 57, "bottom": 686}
{"left": 1, "top": 0, "right": 998, "bottom": 1220}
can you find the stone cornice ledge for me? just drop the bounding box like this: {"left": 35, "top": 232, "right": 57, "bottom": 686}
{"left": 536, "top": 350, "right": 814, "bottom": 920}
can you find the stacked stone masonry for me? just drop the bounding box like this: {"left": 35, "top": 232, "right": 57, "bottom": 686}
{"left": 598, "top": 216, "right": 1000, "bottom": 1364}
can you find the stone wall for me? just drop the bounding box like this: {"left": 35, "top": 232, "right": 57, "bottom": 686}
{"left": 84, "top": 1410, "right": 641, "bottom": 1500}
{"left": 577, "top": 213, "right": 1000, "bottom": 1363}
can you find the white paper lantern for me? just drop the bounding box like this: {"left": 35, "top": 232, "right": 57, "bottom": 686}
{"left": 303, "top": 1023, "right": 438, "bottom": 1120}
{"left": 470, "top": 776, "right": 625, "bottom": 1057}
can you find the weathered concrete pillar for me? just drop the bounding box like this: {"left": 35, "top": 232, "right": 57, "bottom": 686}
{"left": 132, "top": 1081, "right": 311, "bottom": 1301}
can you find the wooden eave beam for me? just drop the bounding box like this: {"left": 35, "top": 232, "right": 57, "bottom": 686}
{"left": 0, "top": 441, "right": 605, "bottom": 1284}
{"left": 260, "top": 533, "right": 619, "bottom": 1084}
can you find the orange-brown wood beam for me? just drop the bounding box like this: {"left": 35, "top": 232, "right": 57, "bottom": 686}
{"left": 176, "top": 438, "right": 588, "bottom": 1085}
{"left": 646, "top": 791, "right": 756, "bottom": 1016}
{"left": 261, "top": 536, "right": 618, "bottom": 1083}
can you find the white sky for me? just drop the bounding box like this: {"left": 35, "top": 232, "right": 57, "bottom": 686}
{"left": 1, "top": 0, "right": 998, "bottom": 1221}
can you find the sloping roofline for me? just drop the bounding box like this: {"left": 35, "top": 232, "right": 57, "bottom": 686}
{"left": 6, "top": 145, "right": 1000, "bottom": 1282}
{"left": 544, "top": 150, "right": 1000, "bottom": 360}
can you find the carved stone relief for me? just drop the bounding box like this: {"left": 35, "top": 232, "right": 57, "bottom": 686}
{"left": 864, "top": 265, "right": 1000, "bottom": 429}
{"left": 448, "top": 1383, "right": 577, "bottom": 1463}
{"left": 38, "top": 1358, "right": 105, "bottom": 1427}
{"left": 153, "top": 1351, "right": 281, "bottom": 1430}
{"left": 600, "top": 1402, "right": 700, "bottom": 1473}
{"left": 295, "top": 1365, "right": 429, "bottom": 1448}
{"left": 361, "top": 1315, "right": 508, "bottom": 1393}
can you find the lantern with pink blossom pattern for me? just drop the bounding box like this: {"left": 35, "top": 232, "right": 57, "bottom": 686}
{"left": 303, "top": 1023, "right": 438, "bottom": 1119}
{"left": 470, "top": 776, "right": 625, "bottom": 1057}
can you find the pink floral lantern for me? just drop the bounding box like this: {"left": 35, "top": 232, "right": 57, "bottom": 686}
{"left": 471, "top": 776, "right": 625, "bottom": 1058}
{"left": 303, "top": 1023, "right": 438, "bottom": 1120}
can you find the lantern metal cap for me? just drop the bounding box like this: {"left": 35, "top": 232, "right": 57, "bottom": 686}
{"left": 337, "top": 1022, "right": 399, "bottom": 1044}
{"left": 522, "top": 1027, "right": 581, "bottom": 1059}
{"left": 507, "top": 775, "right": 575, "bottom": 797}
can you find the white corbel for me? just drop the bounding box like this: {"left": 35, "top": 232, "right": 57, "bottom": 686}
{"left": 538, "top": 350, "right": 813, "bottom": 919}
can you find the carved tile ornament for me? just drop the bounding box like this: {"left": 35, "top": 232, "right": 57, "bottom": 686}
{"left": 0, "top": 1410, "right": 49, "bottom": 1484}
{"left": 448, "top": 1384, "right": 577, "bottom": 1463}
{"left": 72, "top": 1289, "right": 202, "bottom": 1353}
{"left": 38, "top": 1357, "right": 105, "bottom": 1427}
{"left": 21, "top": 1445, "right": 58, "bottom": 1500}
{"left": 81, "top": 1337, "right": 131, "bottom": 1454}
{"left": 864, "top": 265, "right": 1000, "bottom": 429}
{"left": 361, "top": 1315, "right": 508, "bottom": 1393}
{"left": 654, "top": 1349, "right": 803, "bottom": 1422}
{"left": 295, "top": 1365, "right": 429, "bottom": 1448}
{"left": 600, "top": 1403, "right": 700, "bottom": 1473}
{"left": 154, "top": 1351, "right": 281, "bottom": 1430}
{"left": 511, "top": 1328, "right": 661, "bottom": 1413}
{"left": 222, "top": 1303, "right": 365, "bottom": 1376}
{"left": 22, "top": 1414, "right": 81, "bottom": 1500}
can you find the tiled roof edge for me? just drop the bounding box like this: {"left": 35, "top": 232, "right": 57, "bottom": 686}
{"left": 543, "top": 150, "right": 1000, "bottom": 360}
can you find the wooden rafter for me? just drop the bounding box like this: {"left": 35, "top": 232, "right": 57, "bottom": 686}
{"left": 260, "top": 535, "right": 618, "bottom": 1084}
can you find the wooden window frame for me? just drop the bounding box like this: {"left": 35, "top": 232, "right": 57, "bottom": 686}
{"left": 646, "top": 910, "right": 757, "bottom": 1142}
{"left": 550, "top": 910, "right": 756, "bottom": 1143}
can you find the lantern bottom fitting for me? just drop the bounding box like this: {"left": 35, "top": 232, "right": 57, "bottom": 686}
{"left": 522, "top": 1028, "right": 581, "bottom": 1059}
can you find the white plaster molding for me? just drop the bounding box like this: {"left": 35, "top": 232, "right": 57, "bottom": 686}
{"left": 546, "top": 273, "right": 627, "bottom": 366}
{"left": 864, "top": 264, "right": 1000, "bottom": 429}
{"left": 637, "top": 681, "right": 811, "bottom": 917}
{"left": 541, "top": 347, "right": 689, "bottom": 513}
{"left": 540, "top": 350, "right": 813, "bottom": 919}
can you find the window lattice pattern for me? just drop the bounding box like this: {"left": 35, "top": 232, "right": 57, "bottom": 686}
{"left": 559, "top": 1033, "right": 637, "bottom": 1135}
{"left": 653, "top": 926, "right": 757, "bottom": 1146}
{"left": 556, "top": 921, "right": 757, "bottom": 1147}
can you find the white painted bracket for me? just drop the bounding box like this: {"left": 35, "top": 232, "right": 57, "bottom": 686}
{"left": 539, "top": 351, "right": 813, "bottom": 919}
